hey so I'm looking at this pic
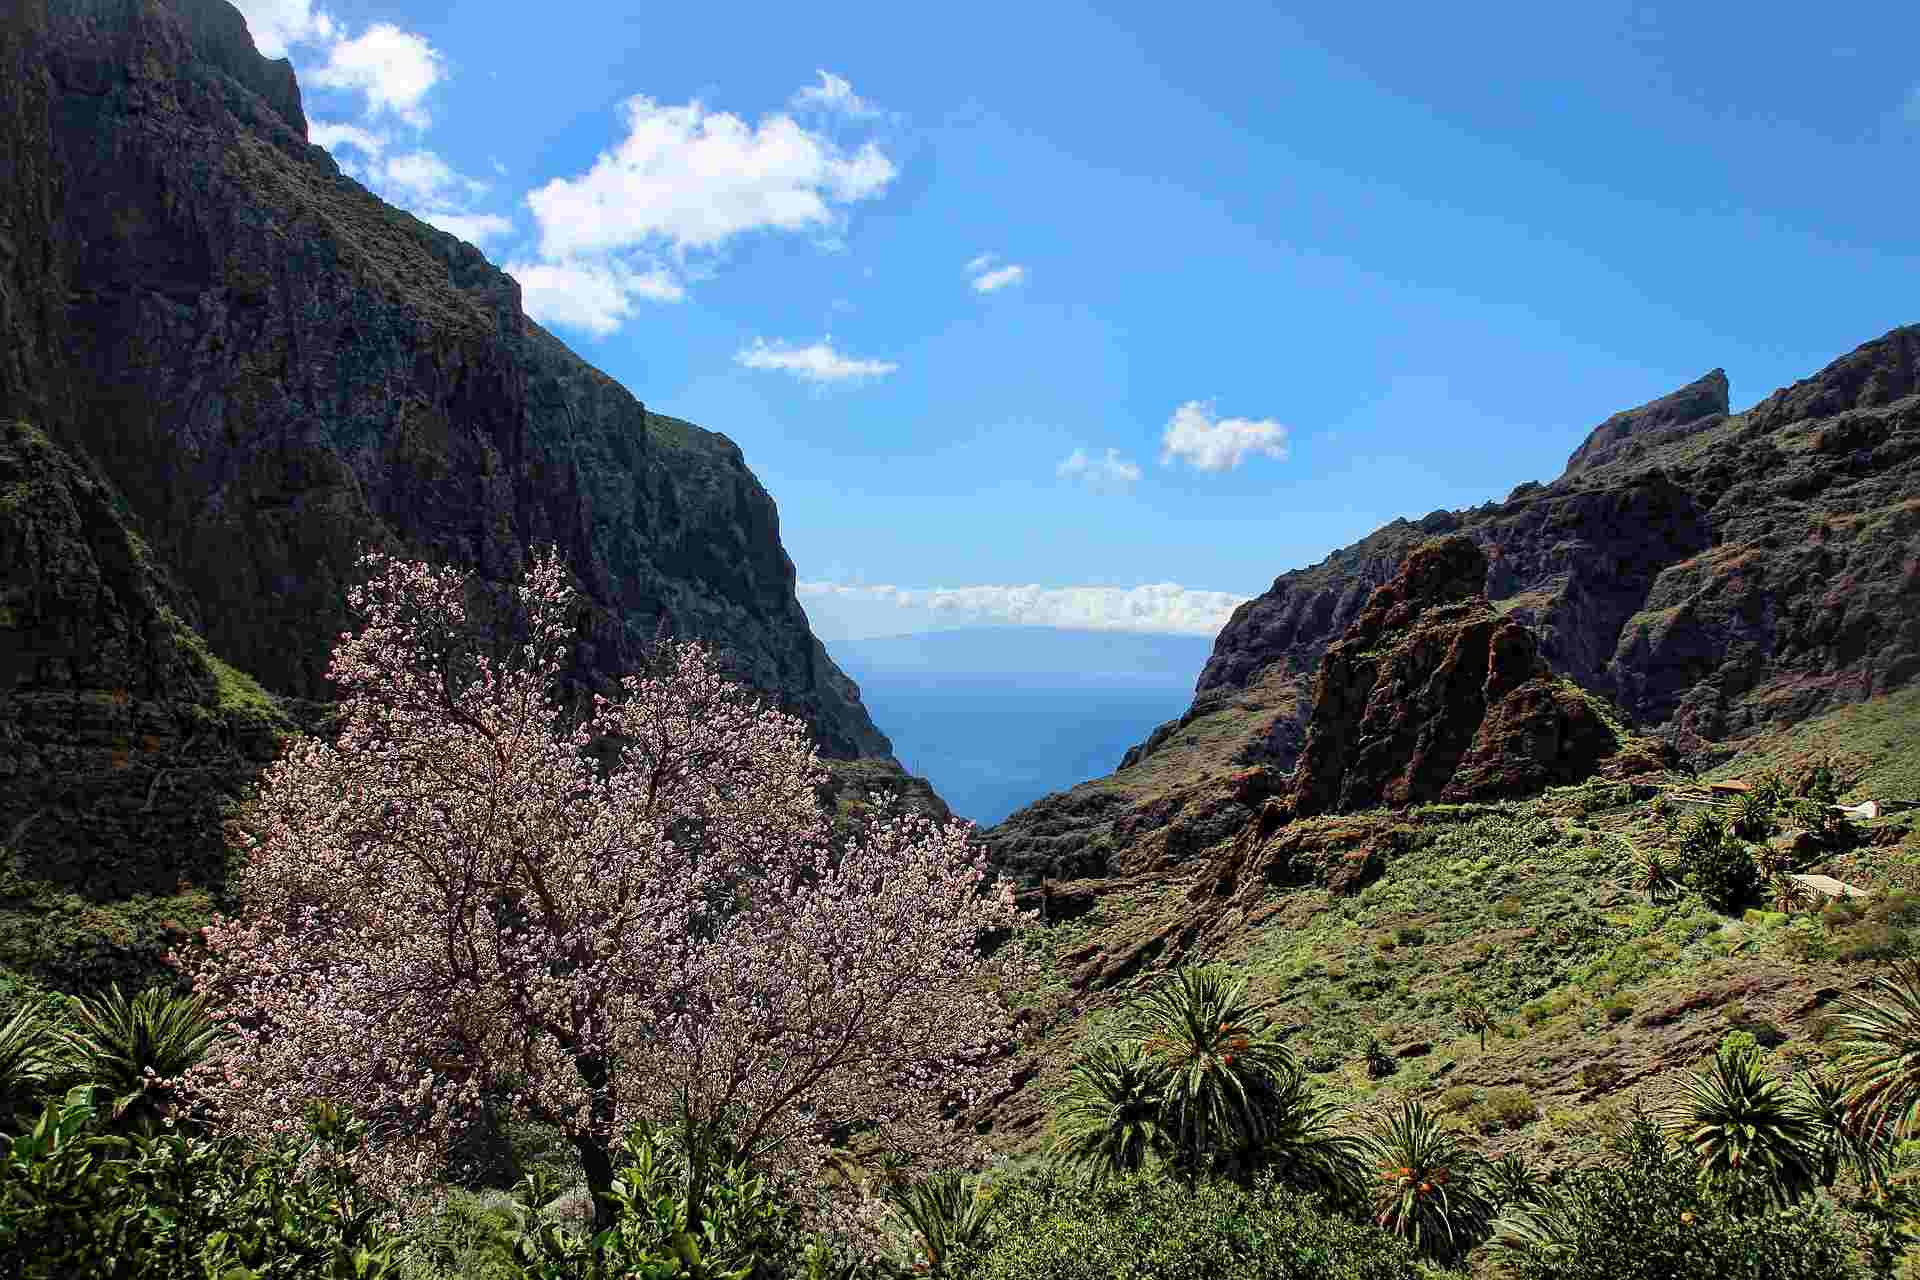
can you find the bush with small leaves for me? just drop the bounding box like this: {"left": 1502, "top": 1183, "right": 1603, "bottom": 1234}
{"left": 1488, "top": 1111, "right": 1865, "bottom": 1280}
{"left": 1678, "top": 813, "right": 1759, "bottom": 911}
{"left": 954, "top": 1166, "right": 1428, "bottom": 1280}
{"left": 0, "top": 1087, "right": 412, "bottom": 1280}
{"left": 1580, "top": 1061, "right": 1626, "bottom": 1094}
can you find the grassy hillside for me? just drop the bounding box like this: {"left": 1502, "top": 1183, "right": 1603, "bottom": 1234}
{"left": 983, "top": 685, "right": 1920, "bottom": 1185}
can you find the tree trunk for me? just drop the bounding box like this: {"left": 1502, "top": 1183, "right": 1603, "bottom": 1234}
{"left": 571, "top": 1054, "right": 621, "bottom": 1238}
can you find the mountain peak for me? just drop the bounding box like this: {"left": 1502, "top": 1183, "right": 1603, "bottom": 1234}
{"left": 1562, "top": 368, "right": 1729, "bottom": 476}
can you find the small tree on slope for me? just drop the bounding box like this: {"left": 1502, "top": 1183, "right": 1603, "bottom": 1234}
{"left": 163, "top": 547, "right": 1037, "bottom": 1241}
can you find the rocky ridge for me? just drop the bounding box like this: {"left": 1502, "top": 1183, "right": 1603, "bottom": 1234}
{"left": 986, "top": 325, "right": 1920, "bottom": 881}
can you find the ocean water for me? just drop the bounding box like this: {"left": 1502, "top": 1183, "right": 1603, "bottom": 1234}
{"left": 826, "top": 629, "right": 1212, "bottom": 829}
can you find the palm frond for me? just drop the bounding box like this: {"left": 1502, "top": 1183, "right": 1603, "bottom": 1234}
{"left": 52, "top": 983, "right": 222, "bottom": 1132}
{"left": 1359, "top": 1099, "right": 1493, "bottom": 1262}
{"left": 1665, "top": 1043, "right": 1818, "bottom": 1207}
{"left": 1128, "top": 966, "right": 1298, "bottom": 1161}
{"left": 1049, "top": 1041, "right": 1171, "bottom": 1181}
{"left": 1831, "top": 960, "right": 1920, "bottom": 1148}
{"left": 881, "top": 1171, "right": 996, "bottom": 1275}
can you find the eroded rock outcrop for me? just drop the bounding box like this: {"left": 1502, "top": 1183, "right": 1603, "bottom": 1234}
{"left": 1289, "top": 535, "right": 1620, "bottom": 815}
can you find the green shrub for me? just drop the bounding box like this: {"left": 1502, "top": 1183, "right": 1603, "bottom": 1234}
{"left": 1393, "top": 924, "right": 1427, "bottom": 947}
{"left": 0, "top": 1088, "right": 409, "bottom": 1280}
{"left": 1467, "top": 1087, "right": 1538, "bottom": 1134}
{"left": 1835, "top": 922, "right": 1910, "bottom": 963}
{"left": 1679, "top": 813, "right": 1759, "bottom": 911}
{"left": 1494, "top": 897, "right": 1525, "bottom": 922}
{"left": 1579, "top": 1061, "right": 1626, "bottom": 1093}
{"left": 955, "top": 1167, "right": 1427, "bottom": 1280}
{"left": 1488, "top": 1113, "right": 1862, "bottom": 1280}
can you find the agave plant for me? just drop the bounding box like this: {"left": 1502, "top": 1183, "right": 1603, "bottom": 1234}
{"left": 1360, "top": 1098, "right": 1493, "bottom": 1262}
{"left": 1049, "top": 1041, "right": 1172, "bottom": 1181}
{"left": 50, "top": 982, "right": 223, "bottom": 1135}
{"left": 1830, "top": 960, "right": 1920, "bottom": 1148}
{"left": 1667, "top": 1042, "right": 1819, "bottom": 1207}
{"left": 1130, "top": 966, "right": 1300, "bottom": 1164}
{"left": 881, "top": 1171, "right": 997, "bottom": 1276}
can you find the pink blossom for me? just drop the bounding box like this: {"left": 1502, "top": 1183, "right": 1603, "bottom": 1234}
{"left": 169, "top": 546, "right": 1039, "bottom": 1237}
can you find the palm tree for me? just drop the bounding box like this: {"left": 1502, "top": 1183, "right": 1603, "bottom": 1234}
{"left": 881, "top": 1171, "right": 996, "bottom": 1276}
{"left": 0, "top": 1000, "right": 65, "bottom": 1132}
{"left": 1486, "top": 1150, "right": 1546, "bottom": 1208}
{"left": 1050, "top": 1041, "right": 1172, "bottom": 1181}
{"left": 50, "top": 982, "right": 222, "bottom": 1135}
{"left": 1454, "top": 990, "right": 1492, "bottom": 1052}
{"left": 1360, "top": 1098, "right": 1493, "bottom": 1262}
{"left": 1129, "top": 966, "right": 1299, "bottom": 1167}
{"left": 1637, "top": 847, "right": 1681, "bottom": 904}
{"left": 1667, "top": 1042, "right": 1818, "bottom": 1207}
{"left": 1796, "top": 1065, "right": 1887, "bottom": 1191}
{"left": 1771, "top": 873, "right": 1812, "bottom": 916}
{"left": 1830, "top": 960, "right": 1920, "bottom": 1148}
{"left": 1732, "top": 789, "right": 1776, "bottom": 841}
{"left": 1228, "top": 1059, "right": 1364, "bottom": 1202}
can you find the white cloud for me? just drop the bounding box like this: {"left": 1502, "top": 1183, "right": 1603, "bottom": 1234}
{"left": 1159, "top": 400, "right": 1291, "bottom": 472}
{"left": 964, "top": 252, "right": 1026, "bottom": 293}
{"left": 506, "top": 258, "right": 686, "bottom": 338}
{"left": 735, "top": 338, "right": 897, "bottom": 385}
{"left": 525, "top": 91, "right": 895, "bottom": 261}
{"left": 308, "top": 119, "right": 385, "bottom": 157}
{"left": 1056, "top": 447, "right": 1141, "bottom": 495}
{"left": 306, "top": 23, "right": 444, "bottom": 129}
{"left": 231, "top": 0, "right": 336, "bottom": 59}
{"left": 972, "top": 264, "right": 1026, "bottom": 293}
{"left": 382, "top": 150, "right": 487, "bottom": 203}
{"left": 792, "top": 70, "right": 877, "bottom": 118}
{"left": 418, "top": 210, "right": 514, "bottom": 247}
{"left": 796, "top": 581, "right": 1250, "bottom": 637}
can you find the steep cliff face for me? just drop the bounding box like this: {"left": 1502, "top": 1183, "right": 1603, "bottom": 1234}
{"left": 0, "top": 0, "right": 901, "bottom": 761}
{"left": 986, "top": 326, "right": 1920, "bottom": 879}
{"left": 0, "top": 0, "right": 942, "bottom": 989}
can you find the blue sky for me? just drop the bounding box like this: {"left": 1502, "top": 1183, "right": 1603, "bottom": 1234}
{"left": 236, "top": 0, "right": 1920, "bottom": 643}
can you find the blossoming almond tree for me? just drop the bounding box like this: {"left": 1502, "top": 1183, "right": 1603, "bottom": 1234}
{"left": 166, "top": 546, "right": 1036, "bottom": 1239}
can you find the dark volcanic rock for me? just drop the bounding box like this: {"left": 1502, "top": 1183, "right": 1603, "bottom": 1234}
{"left": 0, "top": 419, "right": 284, "bottom": 983}
{"left": 1562, "top": 368, "right": 1727, "bottom": 476}
{"left": 0, "top": 0, "right": 904, "bottom": 763}
{"left": 1289, "top": 536, "right": 1619, "bottom": 816}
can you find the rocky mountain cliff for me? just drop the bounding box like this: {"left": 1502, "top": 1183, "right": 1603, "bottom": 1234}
{"left": 0, "top": 0, "right": 936, "bottom": 986}
{"left": 987, "top": 325, "right": 1920, "bottom": 881}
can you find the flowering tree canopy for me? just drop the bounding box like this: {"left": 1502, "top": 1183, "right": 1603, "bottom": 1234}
{"left": 168, "top": 547, "right": 1036, "bottom": 1235}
